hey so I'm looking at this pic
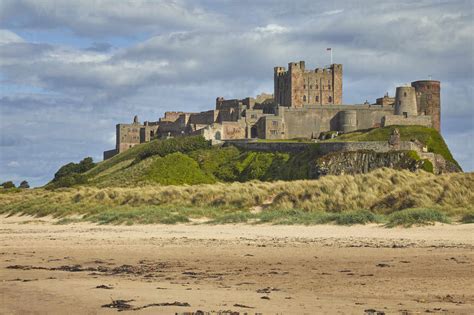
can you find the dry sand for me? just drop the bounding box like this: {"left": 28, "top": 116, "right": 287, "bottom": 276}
{"left": 0, "top": 215, "right": 473, "bottom": 314}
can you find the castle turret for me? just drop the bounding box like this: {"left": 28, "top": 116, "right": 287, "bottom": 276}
{"left": 340, "top": 110, "right": 357, "bottom": 132}
{"left": 411, "top": 80, "right": 440, "bottom": 131}
{"left": 394, "top": 86, "right": 417, "bottom": 116}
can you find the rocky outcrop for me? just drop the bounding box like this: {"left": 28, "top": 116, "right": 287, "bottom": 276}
{"left": 310, "top": 150, "right": 444, "bottom": 178}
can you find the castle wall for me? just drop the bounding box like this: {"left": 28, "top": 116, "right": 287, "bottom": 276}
{"left": 188, "top": 110, "right": 218, "bottom": 125}
{"left": 382, "top": 115, "right": 432, "bottom": 128}
{"left": 200, "top": 121, "right": 246, "bottom": 142}
{"left": 103, "top": 149, "right": 117, "bottom": 160}
{"left": 282, "top": 105, "right": 393, "bottom": 139}
{"left": 160, "top": 112, "right": 186, "bottom": 122}
{"left": 224, "top": 140, "right": 420, "bottom": 155}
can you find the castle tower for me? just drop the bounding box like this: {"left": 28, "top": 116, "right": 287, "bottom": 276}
{"left": 274, "top": 61, "right": 343, "bottom": 108}
{"left": 411, "top": 80, "right": 441, "bottom": 131}
{"left": 340, "top": 110, "right": 357, "bottom": 132}
{"left": 394, "top": 86, "right": 417, "bottom": 116}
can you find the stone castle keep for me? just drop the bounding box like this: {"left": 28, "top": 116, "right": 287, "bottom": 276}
{"left": 104, "top": 61, "right": 441, "bottom": 160}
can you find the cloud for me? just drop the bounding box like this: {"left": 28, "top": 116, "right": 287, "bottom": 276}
{"left": 86, "top": 42, "right": 113, "bottom": 52}
{"left": 320, "top": 9, "right": 344, "bottom": 16}
{"left": 254, "top": 24, "right": 289, "bottom": 34}
{"left": 0, "top": 0, "right": 224, "bottom": 38}
{"left": 0, "top": 29, "right": 24, "bottom": 44}
{"left": 0, "top": 0, "right": 473, "bottom": 187}
{"left": 7, "top": 161, "right": 20, "bottom": 167}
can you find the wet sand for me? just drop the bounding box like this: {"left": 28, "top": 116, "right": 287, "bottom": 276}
{"left": 1, "top": 215, "right": 473, "bottom": 314}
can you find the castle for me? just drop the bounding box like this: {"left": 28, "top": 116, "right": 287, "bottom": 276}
{"left": 103, "top": 61, "right": 440, "bottom": 160}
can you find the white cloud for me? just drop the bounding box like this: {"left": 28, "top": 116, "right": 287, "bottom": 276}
{"left": 254, "top": 24, "right": 289, "bottom": 34}
{"left": 0, "top": 29, "right": 23, "bottom": 44}
{"left": 320, "top": 9, "right": 344, "bottom": 16}
{"left": 7, "top": 161, "right": 20, "bottom": 167}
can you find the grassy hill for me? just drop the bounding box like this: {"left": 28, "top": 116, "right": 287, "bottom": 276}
{"left": 44, "top": 125, "right": 460, "bottom": 189}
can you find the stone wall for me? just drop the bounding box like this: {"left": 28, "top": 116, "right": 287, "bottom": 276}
{"left": 382, "top": 115, "right": 432, "bottom": 128}
{"left": 282, "top": 105, "right": 393, "bottom": 139}
{"left": 116, "top": 123, "right": 142, "bottom": 153}
{"left": 103, "top": 149, "right": 117, "bottom": 160}
{"left": 224, "top": 140, "right": 420, "bottom": 155}
{"left": 188, "top": 110, "right": 218, "bottom": 125}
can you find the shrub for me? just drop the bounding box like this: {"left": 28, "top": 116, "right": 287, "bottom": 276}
{"left": 386, "top": 208, "right": 450, "bottom": 227}
{"left": 1, "top": 181, "right": 16, "bottom": 189}
{"left": 136, "top": 136, "right": 211, "bottom": 162}
{"left": 334, "top": 210, "right": 379, "bottom": 225}
{"left": 145, "top": 152, "right": 215, "bottom": 185}
{"left": 421, "top": 159, "right": 434, "bottom": 173}
{"left": 51, "top": 174, "right": 87, "bottom": 188}
{"left": 19, "top": 180, "right": 30, "bottom": 189}
{"left": 53, "top": 157, "right": 96, "bottom": 181}
{"left": 189, "top": 146, "right": 240, "bottom": 181}
{"left": 461, "top": 212, "right": 474, "bottom": 224}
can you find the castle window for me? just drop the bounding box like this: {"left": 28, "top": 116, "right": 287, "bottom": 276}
{"left": 316, "top": 96, "right": 319, "bottom": 102}
{"left": 328, "top": 85, "right": 331, "bottom": 90}
{"left": 303, "top": 85, "right": 306, "bottom": 89}
{"left": 270, "top": 130, "right": 278, "bottom": 135}
{"left": 328, "top": 96, "right": 332, "bottom": 103}
{"left": 404, "top": 92, "right": 407, "bottom": 97}
{"left": 403, "top": 112, "right": 408, "bottom": 118}
{"left": 316, "top": 84, "right": 318, "bottom": 89}
{"left": 310, "top": 85, "right": 313, "bottom": 89}
{"left": 272, "top": 121, "right": 278, "bottom": 127}
{"left": 303, "top": 95, "right": 307, "bottom": 101}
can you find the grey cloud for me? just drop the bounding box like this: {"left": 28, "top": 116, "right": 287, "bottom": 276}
{"left": 86, "top": 42, "right": 113, "bottom": 52}
{"left": 0, "top": 0, "right": 224, "bottom": 38}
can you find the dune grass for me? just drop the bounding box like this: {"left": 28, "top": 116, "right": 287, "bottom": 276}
{"left": 1, "top": 169, "right": 472, "bottom": 226}
{"left": 385, "top": 208, "right": 450, "bottom": 227}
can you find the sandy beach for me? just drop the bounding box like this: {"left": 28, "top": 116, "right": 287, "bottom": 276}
{"left": 1, "top": 215, "right": 473, "bottom": 314}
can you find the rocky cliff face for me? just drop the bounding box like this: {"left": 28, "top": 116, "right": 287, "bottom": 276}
{"left": 310, "top": 150, "right": 460, "bottom": 178}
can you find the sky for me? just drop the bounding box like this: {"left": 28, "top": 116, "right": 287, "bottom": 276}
{"left": 0, "top": 0, "right": 473, "bottom": 187}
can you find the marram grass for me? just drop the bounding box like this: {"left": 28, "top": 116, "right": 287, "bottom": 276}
{"left": 1, "top": 168, "right": 473, "bottom": 226}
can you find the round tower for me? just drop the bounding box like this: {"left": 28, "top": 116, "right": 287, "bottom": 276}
{"left": 411, "top": 80, "right": 440, "bottom": 131}
{"left": 340, "top": 110, "right": 357, "bottom": 132}
{"left": 394, "top": 86, "right": 417, "bottom": 116}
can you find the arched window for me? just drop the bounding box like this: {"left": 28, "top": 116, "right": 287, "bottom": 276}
{"left": 316, "top": 96, "right": 319, "bottom": 102}
{"left": 328, "top": 96, "right": 332, "bottom": 103}
{"left": 404, "top": 92, "right": 407, "bottom": 97}
{"left": 303, "top": 95, "right": 307, "bottom": 101}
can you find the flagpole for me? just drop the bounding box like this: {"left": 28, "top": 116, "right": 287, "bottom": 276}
{"left": 331, "top": 49, "right": 333, "bottom": 65}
